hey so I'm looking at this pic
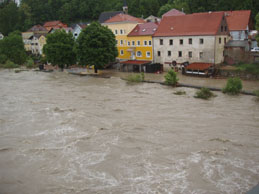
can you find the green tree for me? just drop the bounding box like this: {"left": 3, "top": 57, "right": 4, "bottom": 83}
{"left": 256, "top": 12, "right": 259, "bottom": 45}
{"left": 158, "top": 3, "right": 174, "bottom": 17}
{"left": 76, "top": 22, "right": 118, "bottom": 73}
{"left": 43, "top": 30, "right": 76, "bottom": 70}
{"left": 0, "top": 31, "right": 27, "bottom": 65}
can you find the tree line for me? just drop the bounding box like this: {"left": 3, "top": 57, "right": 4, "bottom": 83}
{"left": 0, "top": 0, "right": 258, "bottom": 36}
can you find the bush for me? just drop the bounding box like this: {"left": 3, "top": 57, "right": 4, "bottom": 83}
{"left": 126, "top": 73, "right": 144, "bottom": 83}
{"left": 174, "top": 90, "right": 186, "bottom": 95}
{"left": 222, "top": 77, "right": 242, "bottom": 95}
{"left": 0, "top": 54, "right": 7, "bottom": 64}
{"left": 1, "top": 60, "right": 19, "bottom": 69}
{"left": 254, "top": 90, "right": 259, "bottom": 99}
{"left": 195, "top": 87, "right": 215, "bottom": 100}
{"left": 164, "top": 69, "right": 178, "bottom": 86}
{"left": 25, "top": 58, "right": 35, "bottom": 68}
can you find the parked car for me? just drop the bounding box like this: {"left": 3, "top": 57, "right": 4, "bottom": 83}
{"left": 251, "top": 47, "right": 259, "bottom": 52}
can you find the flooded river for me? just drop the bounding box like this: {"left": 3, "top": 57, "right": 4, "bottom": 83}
{"left": 0, "top": 70, "right": 259, "bottom": 194}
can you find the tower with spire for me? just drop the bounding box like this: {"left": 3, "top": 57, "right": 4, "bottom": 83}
{"left": 123, "top": 0, "right": 128, "bottom": 14}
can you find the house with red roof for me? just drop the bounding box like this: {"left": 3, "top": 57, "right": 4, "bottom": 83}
{"left": 153, "top": 11, "right": 230, "bottom": 69}
{"left": 103, "top": 13, "right": 145, "bottom": 60}
{"left": 162, "top": 8, "right": 185, "bottom": 18}
{"left": 43, "top": 20, "right": 68, "bottom": 31}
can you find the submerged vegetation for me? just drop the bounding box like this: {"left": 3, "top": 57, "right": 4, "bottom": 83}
{"left": 0, "top": 60, "right": 19, "bottom": 69}
{"left": 194, "top": 87, "right": 215, "bottom": 100}
{"left": 164, "top": 69, "right": 178, "bottom": 86}
{"left": 174, "top": 90, "right": 186, "bottom": 95}
{"left": 234, "top": 63, "right": 259, "bottom": 75}
{"left": 126, "top": 72, "right": 145, "bottom": 83}
{"left": 254, "top": 90, "right": 259, "bottom": 100}
{"left": 222, "top": 77, "right": 243, "bottom": 95}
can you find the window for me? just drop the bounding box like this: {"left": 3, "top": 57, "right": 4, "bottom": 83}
{"left": 224, "top": 38, "right": 227, "bottom": 44}
{"left": 225, "top": 26, "right": 227, "bottom": 31}
{"left": 120, "top": 40, "right": 123, "bottom": 45}
{"left": 120, "top": 29, "right": 123, "bottom": 34}
{"left": 157, "top": 51, "right": 161, "bottom": 57}
{"left": 74, "top": 33, "right": 78, "bottom": 37}
{"left": 199, "top": 52, "right": 203, "bottom": 59}
{"left": 35, "top": 43, "right": 38, "bottom": 45}
{"left": 178, "top": 51, "right": 182, "bottom": 57}
{"left": 200, "top": 38, "right": 204, "bottom": 44}
{"left": 120, "top": 50, "right": 124, "bottom": 55}
{"left": 188, "top": 51, "right": 192, "bottom": 58}
{"left": 137, "top": 41, "right": 140, "bottom": 46}
{"left": 180, "top": 39, "right": 183, "bottom": 45}
{"left": 221, "top": 26, "right": 223, "bottom": 32}
{"left": 160, "top": 39, "right": 163, "bottom": 45}
{"left": 168, "top": 51, "right": 171, "bottom": 56}
{"left": 115, "top": 30, "right": 118, "bottom": 34}
{"left": 146, "top": 51, "right": 151, "bottom": 58}
{"left": 136, "top": 51, "right": 142, "bottom": 57}
{"left": 132, "top": 41, "right": 135, "bottom": 46}
{"left": 128, "top": 41, "right": 130, "bottom": 46}
{"left": 169, "top": 39, "right": 173, "bottom": 45}
{"left": 149, "top": 40, "right": 152, "bottom": 46}
{"left": 144, "top": 41, "right": 147, "bottom": 46}
{"left": 219, "top": 38, "right": 221, "bottom": 44}
{"left": 189, "top": 38, "right": 192, "bottom": 44}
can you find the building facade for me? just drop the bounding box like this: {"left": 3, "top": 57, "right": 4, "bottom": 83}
{"left": 153, "top": 12, "right": 230, "bottom": 69}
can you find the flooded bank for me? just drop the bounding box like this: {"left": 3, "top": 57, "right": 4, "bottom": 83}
{"left": 0, "top": 70, "right": 259, "bottom": 194}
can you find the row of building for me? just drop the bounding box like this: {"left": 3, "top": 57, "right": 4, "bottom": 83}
{"left": 19, "top": 8, "right": 256, "bottom": 70}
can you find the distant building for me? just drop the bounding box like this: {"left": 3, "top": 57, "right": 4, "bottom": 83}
{"left": 72, "top": 23, "right": 88, "bottom": 39}
{"left": 145, "top": 15, "right": 161, "bottom": 23}
{"left": 0, "top": 32, "right": 4, "bottom": 40}
{"left": 153, "top": 12, "right": 230, "bottom": 69}
{"left": 162, "top": 9, "right": 185, "bottom": 18}
{"left": 29, "top": 34, "right": 46, "bottom": 55}
{"left": 98, "top": 11, "right": 123, "bottom": 24}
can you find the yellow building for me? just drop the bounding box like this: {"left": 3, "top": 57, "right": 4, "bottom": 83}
{"left": 103, "top": 13, "right": 145, "bottom": 60}
{"left": 127, "top": 22, "right": 158, "bottom": 61}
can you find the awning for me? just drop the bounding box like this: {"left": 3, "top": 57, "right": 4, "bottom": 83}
{"left": 186, "top": 63, "right": 213, "bottom": 71}
{"left": 120, "top": 60, "right": 152, "bottom": 65}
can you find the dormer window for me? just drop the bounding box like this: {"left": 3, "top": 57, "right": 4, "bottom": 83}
{"left": 142, "top": 29, "right": 146, "bottom": 32}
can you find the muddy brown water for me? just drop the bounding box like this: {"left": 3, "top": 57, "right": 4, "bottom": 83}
{"left": 0, "top": 70, "right": 259, "bottom": 194}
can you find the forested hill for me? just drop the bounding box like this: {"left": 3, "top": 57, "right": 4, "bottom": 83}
{"left": 0, "top": 0, "right": 259, "bottom": 36}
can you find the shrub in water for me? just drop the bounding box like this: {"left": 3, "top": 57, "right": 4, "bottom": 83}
{"left": 126, "top": 73, "right": 144, "bottom": 83}
{"left": 195, "top": 87, "right": 215, "bottom": 100}
{"left": 0, "top": 54, "right": 7, "bottom": 64}
{"left": 164, "top": 69, "right": 179, "bottom": 86}
{"left": 2, "top": 60, "right": 19, "bottom": 69}
{"left": 254, "top": 90, "right": 259, "bottom": 100}
{"left": 174, "top": 90, "right": 186, "bottom": 95}
{"left": 222, "top": 77, "right": 242, "bottom": 95}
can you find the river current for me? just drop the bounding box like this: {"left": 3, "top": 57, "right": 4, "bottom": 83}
{"left": 0, "top": 70, "right": 258, "bottom": 194}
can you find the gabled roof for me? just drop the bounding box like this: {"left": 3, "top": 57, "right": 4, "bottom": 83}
{"left": 44, "top": 21, "right": 68, "bottom": 30}
{"left": 162, "top": 9, "right": 185, "bottom": 18}
{"left": 105, "top": 13, "right": 145, "bottom": 24}
{"left": 224, "top": 10, "right": 251, "bottom": 31}
{"left": 27, "top": 25, "right": 48, "bottom": 32}
{"left": 128, "top": 22, "right": 158, "bottom": 36}
{"left": 154, "top": 12, "right": 224, "bottom": 37}
{"left": 98, "top": 11, "right": 123, "bottom": 23}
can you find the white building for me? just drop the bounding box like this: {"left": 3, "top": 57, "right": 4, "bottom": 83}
{"left": 153, "top": 12, "right": 230, "bottom": 69}
{"left": 0, "top": 33, "right": 4, "bottom": 40}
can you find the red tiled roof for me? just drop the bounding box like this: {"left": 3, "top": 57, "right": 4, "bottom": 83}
{"left": 224, "top": 10, "right": 251, "bottom": 31}
{"left": 153, "top": 12, "right": 224, "bottom": 37}
{"left": 120, "top": 60, "right": 151, "bottom": 65}
{"left": 128, "top": 22, "right": 158, "bottom": 36}
{"left": 162, "top": 9, "right": 185, "bottom": 17}
{"left": 186, "top": 63, "right": 213, "bottom": 70}
{"left": 105, "top": 13, "right": 145, "bottom": 23}
{"left": 44, "top": 20, "right": 67, "bottom": 28}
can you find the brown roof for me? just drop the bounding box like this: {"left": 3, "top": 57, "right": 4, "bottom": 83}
{"left": 27, "top": 25, "right": 48, "bottom": 32}
{"left": 162, "top": 9, "right": 185, "bottom": 17}
{"left": 186, "top": 63, "right": 213, "bottom": 70}
{"left": 224, "top": 10, "right": 251, "bottom": 31}
{"left": 153, "top": 12, "right": 224, "bottom": 37}
{"left": 44, "top": 21, "right": 67, "bottom": 30}
{"left": 105, "top": 13, "right": 145, "bottom": 23}
{"left": 128, "top": 22, "right": 158, "bottom": 36}
{"left": 120, "top": 60, "right": 151, "bottom": 65}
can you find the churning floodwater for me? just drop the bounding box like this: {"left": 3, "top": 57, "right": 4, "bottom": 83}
{"left": 0, "top": 70, "right": 259, "bottom": 194}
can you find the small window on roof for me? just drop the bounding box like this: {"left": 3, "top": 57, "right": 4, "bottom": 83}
{"left": 142, "top": 29, "right": 146, "bottom": 32}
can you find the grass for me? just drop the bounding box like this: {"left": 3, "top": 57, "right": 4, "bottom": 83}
{"left": 222, "top": 77, "right": 243, "bottom": 95}
{"left": 233, "top": 63, "right": 259, "bottom": 75}
{"left": 174, "top": 90, "right": 186, "bottom": 95}
{"left": 194, "top": 87, "right": 215, "bottom": 100}
{"left": 0, "top": 60, "right": 19, "bottom": 69}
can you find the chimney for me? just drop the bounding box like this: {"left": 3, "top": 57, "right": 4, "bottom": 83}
{"left": 123, "top": 0, "right": 128, "bottom": 14}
